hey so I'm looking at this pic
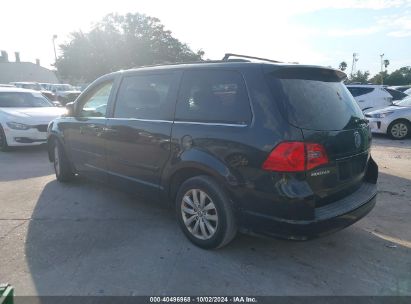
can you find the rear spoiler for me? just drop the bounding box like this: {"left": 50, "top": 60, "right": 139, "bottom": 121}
{"left": 264, "top": 66, "right": 347, "bottom": 82}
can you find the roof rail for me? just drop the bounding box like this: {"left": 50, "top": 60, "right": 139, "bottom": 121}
{"left": 134, "top": 58, "right": 251, "bottom": 69}
{"left": 222, "top": 53, "right": 282, "bottom": 63}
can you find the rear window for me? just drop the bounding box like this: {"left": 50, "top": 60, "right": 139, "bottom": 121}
{"left": 267, "top": 72, "right": 364, "bottom": 131}
{"left": 347, "top": 87, "right": 374, "bottom": 97}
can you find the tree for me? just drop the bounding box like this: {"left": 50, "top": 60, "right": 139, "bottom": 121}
{"left": 55, "top": 13, "right": 204, "bottom": 83}
{"left": 370, "top": 66, "right": 411, "bottom": 85}
{"left": 339, "top": 61, "right": 347, "bottom": 71}
{"left": 347, "top": 70, "right": 370, "bottom": 84}
{"left": 384, "top": 59, "right": 390, "bottom": 69}
{"left": 369, "top": 71, "right": 388, "bottom": 85}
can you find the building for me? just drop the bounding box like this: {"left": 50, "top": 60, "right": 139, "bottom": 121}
{"left": 0, "top": 51, "right": 58, "bottom": 84}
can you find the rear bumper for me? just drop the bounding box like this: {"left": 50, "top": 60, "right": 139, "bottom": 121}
{"left": 240, "top": 182, "right": 377, "bottom": 240}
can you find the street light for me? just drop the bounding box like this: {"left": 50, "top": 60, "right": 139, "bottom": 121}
{"left": 351, "top": 53, "right": 359, "bottom": 78}
{"left": 380, "top": 53, "right": 385, "bottom": 85}
{"left": 52, "top": 35, "right": 58, "bottom": 63}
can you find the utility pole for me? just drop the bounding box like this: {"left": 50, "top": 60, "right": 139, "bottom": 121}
{"left": 52, "top": 35, "right": 58, "bottom": 63}
{"left": 351, "top": 53, "right": 359, "bottom": 78}
{"left": 380, "top": 53, "right": 384, "bottom": 85}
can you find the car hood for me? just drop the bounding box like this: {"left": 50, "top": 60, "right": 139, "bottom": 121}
{"left": 0, "top": 107, "right": 66, "bottom": 123}
{"left": 367, "top": 105, "right": 410, "bottom": 114}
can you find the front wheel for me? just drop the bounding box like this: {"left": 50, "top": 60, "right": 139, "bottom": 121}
{"left": 176, "top": 175, "right": 237, "bottom": 249}
{"left": 53, "top": 140, "right": 74, "bottom": 182}
{"left": 388, "top": 120, "right": 410, "bottom": 140}
{"left": 0, "top": 125, "right": 9, "bottom": 152}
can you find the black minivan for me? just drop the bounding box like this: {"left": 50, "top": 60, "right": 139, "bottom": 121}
{"left": 47, "top": 54, "right": 378, "bottom": 249}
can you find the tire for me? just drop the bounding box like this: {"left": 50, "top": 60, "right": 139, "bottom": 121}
{"left": 52, "top": 139, "right": 74, "bottom": 182}
{"left": 388, "top": 119, "right": 410, "bottom": 140}
{"left": 175, "top": 175, "right": 237, "bottom": 249}
{"left": 0, "top": 125, "right": 9, "bottom": 152}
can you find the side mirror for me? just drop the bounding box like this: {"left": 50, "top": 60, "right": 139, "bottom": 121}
{"left": 65, "top": 102, "right": 75, "bottom": 117}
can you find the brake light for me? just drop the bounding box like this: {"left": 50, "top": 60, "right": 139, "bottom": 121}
{"left": 262, "top": 142, "right": 328, "bottom": 172}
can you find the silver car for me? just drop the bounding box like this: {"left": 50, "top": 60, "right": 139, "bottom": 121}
{"left": 365, "top": 96, "right": 411, "bottom": 139}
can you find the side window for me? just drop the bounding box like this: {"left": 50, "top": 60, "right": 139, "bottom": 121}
{"left": 114, "top": 73, "right": 175, "bottom": 120}
{"left": 80, "top": 81, "right": 113, "bottom": 117}
{"left": 175, "top": 70, "right": 252, "bottom": 124}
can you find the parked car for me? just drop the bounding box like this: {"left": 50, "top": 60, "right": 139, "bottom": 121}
{"left": 49, "top": 84, "right": 81, "bottom": 105}
{"left": 384, "top": 87, "right": 408, "bottom": 101}
{"left": 390, "top": 85, "right": 411, "bottom": 93}
{"left": 365, "top": 96, "right": 411, "bottom": 139}
{"left": 0, "top": 87, "right": 65, "bottom": 151}
{"left": 47, "top": 56, "right": 378, "bottom": 249}
{"left": 346, "top": 84, "right": 393, "bottom": 112}
{"left": 11, "top": 82, "right": 56, "bottom": 102}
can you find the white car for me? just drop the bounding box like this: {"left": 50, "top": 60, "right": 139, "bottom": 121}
{"left": 346, "top": 85, "right": 393, "bottom": 113}
{"left": 404, "top": 88, "right": 411, "bottom": 95}
{"left": 365, "top": 96, "right": 411, "bottom": 139}
{"left": 0, "top": 87, "right": 66, "bottom": 151}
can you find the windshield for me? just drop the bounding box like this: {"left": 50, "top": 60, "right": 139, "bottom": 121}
{"left": 267, "top": 73, "right": 364, "bottom": 131}
{"left": 394, "top": 96, "right": 411, "bottom": 107}
{"left": 0, "top": 92, "right": 54, "bottom": 107}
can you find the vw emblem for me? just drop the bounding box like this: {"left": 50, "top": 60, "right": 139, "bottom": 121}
{"left": 354, "top": 131, "right": 361, "bottom": 148}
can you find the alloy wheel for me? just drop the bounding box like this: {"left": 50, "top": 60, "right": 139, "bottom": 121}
{"left": 0, "top": 130, "right": 4, "bottom": 148}
{"left": 390, "top": 122, "right": 408, "bottom": 139}
{"left": 181, "top": 189, "right": 218, "bottom": 240}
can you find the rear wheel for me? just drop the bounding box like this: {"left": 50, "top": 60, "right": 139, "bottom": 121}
{"left": 176, "top": 175, "right": 237, "bottom": 249}
{"left": 388, "top": 120, "right": 410, "bottom": 140}
{"left": 53, "top": 140, "right": 74, "bottom": 182}
{"left": 0, "top": 125, "right": 9, "bottom": 152}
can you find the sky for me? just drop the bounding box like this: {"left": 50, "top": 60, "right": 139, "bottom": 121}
{"left": 1, "top": 0, "right": 410, "bottom": 76}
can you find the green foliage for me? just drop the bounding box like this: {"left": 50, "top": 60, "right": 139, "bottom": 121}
{"left": 370, "top": 67, "right": 411, "bottom": 85}
{"left": 55, "top": 13, "right": 204, "bottom": 83}
{"left": 369, "top": 71, "right": 388, "bottom": 85}
{"left": 347, "top": 70, "right": 370, "bottom": 84}
{"left": 383, "top": 59, "right": 390, "bottom": 69}
{"left": 338, "top": 61, "right": 347, "bottom": 71}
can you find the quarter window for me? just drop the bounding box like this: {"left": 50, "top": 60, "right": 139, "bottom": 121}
{"left": 347, "top": 87, "right": 374, "bottom": 97}
{"left": 114, "top": 74, "right": 175, "bottom": 120}
{"left": 175, "top": 70, "right": 252, "bottom": 124}
{"left": 80, "top": 81, "right": 113, "bottom": 117}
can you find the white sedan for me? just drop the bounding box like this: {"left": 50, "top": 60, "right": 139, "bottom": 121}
{"left": 0, "top": 87, "right": 66, "bottom": 151}
{"left": 365, "top": 96, "right": 411, "bottom": 139}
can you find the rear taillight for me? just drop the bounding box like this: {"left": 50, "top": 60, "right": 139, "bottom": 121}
{"left": 262, "top": 142, "right": 328, "bottom": 172}
{"left": 306, "top": 143, "right": 328, "bottom": 170}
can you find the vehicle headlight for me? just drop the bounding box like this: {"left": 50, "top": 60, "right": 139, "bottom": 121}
{"left": 372, "top": 111, "right": 393, "bottom": 118}
{"left": 6, "top": 122, "right": 31, "bottom": 130}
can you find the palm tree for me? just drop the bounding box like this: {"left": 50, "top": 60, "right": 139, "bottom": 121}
{"left": 339, "top": 61, "right": 348, "bottom": 71}
{"left": 384, "top": 59, "right": 390, "bottom": 69}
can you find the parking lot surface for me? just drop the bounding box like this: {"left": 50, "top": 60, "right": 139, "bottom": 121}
{"left": 0, "top": 135, "right": 410, "bottom": 296}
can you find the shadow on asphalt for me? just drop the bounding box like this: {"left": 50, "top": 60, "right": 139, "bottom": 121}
{"left": 0, "top": 144, "right": 52, "bottom": 182}
{"left": 24, "top": 172, "right": 411, "bottom": 296}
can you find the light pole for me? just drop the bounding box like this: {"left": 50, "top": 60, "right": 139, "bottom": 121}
{"left": 52, "top": 35, "right": 58, "bottom": 63}
{"left": 350, "top": 53, "right": 359, "bottom": 78}
{"left": 380, "top": 53, "right": 384, "bottom": 85}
